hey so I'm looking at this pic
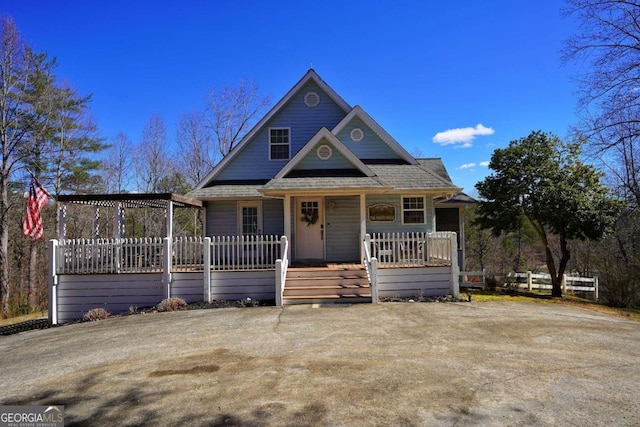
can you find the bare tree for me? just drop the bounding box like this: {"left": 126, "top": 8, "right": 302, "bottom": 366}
{"left": 563, "top": 1, "right": 640, "bottom": 138}
{"left": 563, "top": 0, "right": 640, "bottom": 175}
{"left": 205, "top": 77, "right": 271, "bottom": 158}
{"left": 103, "top": 132, "right": 133, "bottom": 192}
{"left": 134, "top": 114, "right": 172, "bottom": 193}
{"left": 176, "top": 111, "right": 214, "bottom": 188}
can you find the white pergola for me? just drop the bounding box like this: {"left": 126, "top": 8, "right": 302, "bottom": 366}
{"left": 55, "top": 193, "right": 203, "bottom": 241}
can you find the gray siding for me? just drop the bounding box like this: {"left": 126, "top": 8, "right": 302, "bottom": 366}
{"left": 206, "top": 200, "right": 237, "bottom": 235}
{"left": 377, "top": 267, "right": 452, "bottom": 298}
{"left": 216, "top": 81, "right": 347, "bottom": 180}
{"left": 336, "top": 116, "right": 402, "bottom": 160}
{"left": 56, "top": 273, "right": 164, "bottom": 323}
{"left": 325, "top": 196, "right": 360, "bottom": 262}
{"left": 206, "top": 200, "right": 283, "bottom": 237}
{"left": 366, "top": 194, "right": 435, "bottom": 234}
{"left": 295, "top": 139, "right": 358, "bottom": 170}
{"left": 209, "top": 270, "right": 275, "bottom": 300}
{"left": 263, "top": 199, "right": 284, "bottom": 235}
{"left": 172, "top": 272, "right": 204, "bottom": 303}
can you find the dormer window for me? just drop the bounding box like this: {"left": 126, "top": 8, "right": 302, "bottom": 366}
{"left": 269, "top": 128, "right": 290, "bottom": 160}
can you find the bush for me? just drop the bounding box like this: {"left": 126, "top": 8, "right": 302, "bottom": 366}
{"left": 157, "top": 297, "right": 188, "bottom": 312}
{"left": 83, "top": 308, "right": 111, "bottom": 321}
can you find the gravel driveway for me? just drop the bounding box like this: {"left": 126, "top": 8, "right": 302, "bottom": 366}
{"left": 1, "top": 301, "right": 639, "bottom": 426}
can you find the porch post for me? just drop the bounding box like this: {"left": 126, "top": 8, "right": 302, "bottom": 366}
{"left": 163, "top": 237, "right": 172, "bottom": 299}
{"left": 450, "top": 232, "right": 459, "bottom": 298}
{"left": 57, "top": 204, "right": 67, "bottom": 240}
{"left": 114, "top": 202, "right": 124, "bottom": 239}
{"left": 166, "top": 201, "right": 174, "bottom": 241}
{"left": 93, "top": 207, "right": 100, "bottom": 239}
{"left": 48, "top": 239, "right": 58, "bottom": 325}
{"left": 203, "top": 237, "right": 211, "bottom": 303}
{"left": 359, "top": 192, "right": 366, "bottom": 260}
{"left": 284, "top": 195, "right": 292, "bottom": 260}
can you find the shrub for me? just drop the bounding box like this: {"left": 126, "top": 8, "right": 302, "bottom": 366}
{"left": 157, "top": 297, "right": 188, "bottom": 312}
{"left": 237, "top": 297, "right": 260, "bottom": 307}
{"left": 84, "top": 308, "right": 111, "bottom": 321}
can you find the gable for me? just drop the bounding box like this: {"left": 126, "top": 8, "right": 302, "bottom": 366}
{"left": 196, "top": 70, "right": 353, "bottom": 188}
{"left": 211, "top": 80, "right": 349, "bottom": 182}
{"left": 334, "top": 115, "right": 404, "bottom": 161}
{"left": 275, "top": 127, "right": 374, "bottom": 179}
{"left": 289, "top": 136, "right": 362, "bottom": 175}
{"left": 332, "top": 106, "right": 416, "bottom": 165}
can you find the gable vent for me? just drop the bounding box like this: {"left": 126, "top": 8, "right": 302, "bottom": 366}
{"left": 304, "top": 91, "right": 320, "bottom": 107}
{"left": 350, "top": 128, "right": 364, "bottom": 142}
{"left": 316, "top": 144, "right": 333, "bottom": 160}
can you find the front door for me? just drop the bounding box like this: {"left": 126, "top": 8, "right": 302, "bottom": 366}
{"left": 296, "top": 198, "right": 324, "bottom": 260}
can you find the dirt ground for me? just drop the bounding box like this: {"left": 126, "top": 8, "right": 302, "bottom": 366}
{"left": 1, "top": 301, "right": 639, "bottom": 426}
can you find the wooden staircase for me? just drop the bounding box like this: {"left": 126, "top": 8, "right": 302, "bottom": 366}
{"left": 283, "top": 264, "right": 371, "bottom": 304}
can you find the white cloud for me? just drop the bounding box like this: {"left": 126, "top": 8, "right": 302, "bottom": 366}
{"left": 432, "top": 124, "right": 495, "bottom": 146}
{"left": 459, "top": 163, "right": 476, "bottom": 170}
{"left": 480, "top": 161, "right": 490, "bottom": 167}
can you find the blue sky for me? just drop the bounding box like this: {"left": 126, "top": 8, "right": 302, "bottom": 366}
{"left": 2, "top": 0, "right": 580, "bottom": 196}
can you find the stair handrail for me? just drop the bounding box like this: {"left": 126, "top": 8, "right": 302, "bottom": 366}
{"left": 275, "top": 236, "right": 289, "bottom": 306}
{"left": 363, "top": 234, "right": 379, "bottom": 303}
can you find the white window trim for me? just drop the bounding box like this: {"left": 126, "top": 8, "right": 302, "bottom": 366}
{"left": 269, "top": 127, "right": 291, "bottom": 161}
{"left": 401, "top": 195, "right": 426, "bottom": 225}
{"left": 237, "top": 201, "right": 263, "bottom": 235}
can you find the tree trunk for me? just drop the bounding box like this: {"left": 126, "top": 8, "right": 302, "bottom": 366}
{"left": 0, "top": 172, "right": 9, "bottom": 318}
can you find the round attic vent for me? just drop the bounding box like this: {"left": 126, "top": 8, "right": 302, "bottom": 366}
{"left": 316, "top": 144, "right": 332, "bottom": 160}
{"left": 350, "top": 128, "right": 364, "bottom": 142}
{"left": 304, "top": 91, "right": 320, "bottom": 107}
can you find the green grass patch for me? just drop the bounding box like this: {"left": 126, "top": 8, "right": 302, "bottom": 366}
{"left": 465, "top": 288, "right": 640, "bottom": 322}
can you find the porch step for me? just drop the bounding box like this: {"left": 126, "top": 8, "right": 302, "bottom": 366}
{"left": 283, "top": 266, "right": 371, "bottom": 304}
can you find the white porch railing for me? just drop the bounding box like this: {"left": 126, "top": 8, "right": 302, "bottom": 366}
{"left": 369, "top": 232, "right": 454, "bottom": 268}
{"left": 56, "top": 237, "right": 165, "bottom": 274}
{"left": 55, "top": 235, "right": 283, "bottom": 275}
{"left": 209, "top": 235, "right": 281, "bottom": 271}
{"left": 275, "top": 236, "right": 289, "bottom": 306}
{"left": 363, "top": 234, "right": 379, "bottom": 303}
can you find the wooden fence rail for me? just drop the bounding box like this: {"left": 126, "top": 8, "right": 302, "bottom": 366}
{"left": 459, "top": 270, "right": 599, "bottom": 300}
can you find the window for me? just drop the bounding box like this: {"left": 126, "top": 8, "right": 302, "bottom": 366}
{"left": 269, "top": 128, "right": 290, "bottom": 160}
{"left": 402, "top": 196, "right": 426, "bottom": 224}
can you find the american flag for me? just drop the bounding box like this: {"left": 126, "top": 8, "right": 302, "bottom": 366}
{"left": 22, "top": 175, "right": 51, "bottom": 240}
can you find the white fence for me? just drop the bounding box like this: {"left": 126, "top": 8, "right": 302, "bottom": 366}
{"left": 460, "top": 270, "right": 599, "bottom": 300}
{"left": 369, "top": 232, "right": 454, "bottom": 268}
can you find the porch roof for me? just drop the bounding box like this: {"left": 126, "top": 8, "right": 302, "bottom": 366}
{"left": 187, "top": 184, "right": 265, "bottom": 199}
{"left": 56, "top": 193, "right": 203, "bottom": 209}
{"left": 260, "top": 176, "right": 389, "bottom": 193}
{"left": 368, "top": 164, "right": 460, "bottom": 192}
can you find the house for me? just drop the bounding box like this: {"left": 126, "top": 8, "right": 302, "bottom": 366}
{"left": 186, "top": 69, "right": 469, "bottom": 302}
{"left": 49, "top": 69, "right": 471, "bottom": 323}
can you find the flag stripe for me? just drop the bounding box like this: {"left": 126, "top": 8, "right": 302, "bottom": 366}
{"left": 22, "top": 176, "right": 51, "bottom": 240}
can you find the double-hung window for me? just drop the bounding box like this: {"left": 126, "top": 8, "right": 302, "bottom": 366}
{"left": 269, "top": 128, "right": 290, "bottom": 160}
{"left": 402, "top": 196, "right": 426, "bottom": 224}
